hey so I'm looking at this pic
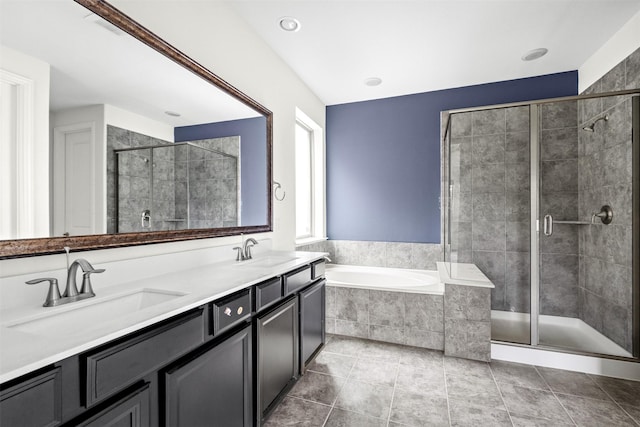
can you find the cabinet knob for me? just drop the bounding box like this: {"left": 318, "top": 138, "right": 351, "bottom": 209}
{"left": 224, "top": 307, "right": 232, "bottom": 316}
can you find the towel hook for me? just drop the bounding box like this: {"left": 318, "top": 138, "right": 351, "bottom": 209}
{"left": 273, "top": 181, "right": 286, "bottom": 201}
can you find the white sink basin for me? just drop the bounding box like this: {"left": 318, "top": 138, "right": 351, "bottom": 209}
{"left": 235, "top": 256, "right": 298, "bottom": 268}
{"left": 7, "top": 289, "right": 187, "bottom": 336}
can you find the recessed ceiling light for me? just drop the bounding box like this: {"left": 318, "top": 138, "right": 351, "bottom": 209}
{"left": 522, "top": 48, "right": 548, "bottom": 61}
{"left": 164, "top": 111, "right": 181, "bottom": 117}
{"left": 278, "top": 16, "right": 301, "bottom": 32}
{"left": 364, "top": 77, "right": 382, "bottom": 87}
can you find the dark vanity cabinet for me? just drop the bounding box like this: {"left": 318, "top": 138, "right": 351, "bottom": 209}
{"left": 0, "top": 367, "right": 62, "bottom": 427}
{"left": 1, "top": 259, "right": 327, "bottom": 427}
{"left": 75, "top": 384, "right": 151, "bottom": 427}
{"left": 256, "top": 297, "right": 299, "bottom": 424}
{"left": 163, "top": 325, "right": 253, "bottom": 427}
{"left": 299, "top": 280, "right": 326, "bottom": 370}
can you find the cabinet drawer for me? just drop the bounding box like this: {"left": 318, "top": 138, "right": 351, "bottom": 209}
{"left": 212, "top": 288, "right": 252, "bottom": 335}
{"left": 311, "top": 261, "right": 325, "bottom": 279}
{"left": 84, "top": 309, "right": 205, "bottom": 406}
{"left": 0, "top": 367, "right": 62, "bottom": 427}
{"left": 283, "top": 266, "right": 312, "bottom": 295}
{"left": 255, "top": 278, "right": 282, "bottom": 312}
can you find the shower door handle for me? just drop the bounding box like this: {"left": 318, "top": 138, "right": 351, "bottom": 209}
{"left": 543, "top": 214, "right": 553, "bottom": 236}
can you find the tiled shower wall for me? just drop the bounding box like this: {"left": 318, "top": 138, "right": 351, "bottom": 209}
{"left": 539, "top": 100, "right": 580, "bottom": 319}
{"left": 448, "top": 106, "right": 531, "bottom": 312}
{"left": 297, "top": 240, "right": 442, "bottom": 270}
{"left": 577, "top": 46, "right": 639, "bottom": 353}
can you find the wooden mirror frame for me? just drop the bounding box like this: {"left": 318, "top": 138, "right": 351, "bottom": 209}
{"left": 0, "top": 0, "right": 272, "bottom": 259}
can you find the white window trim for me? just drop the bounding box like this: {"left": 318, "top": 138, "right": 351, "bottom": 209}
{"left": 295, "top": 107, "right": 326, "bottom": 245}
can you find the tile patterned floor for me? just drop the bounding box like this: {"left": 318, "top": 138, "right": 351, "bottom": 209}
{"left": 264, "top": 335, "right": 640, "bottom": 427}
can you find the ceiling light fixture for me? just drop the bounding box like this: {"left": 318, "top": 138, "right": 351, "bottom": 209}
{"left": 364, "top": 77, "right": 382, "bottom": 87}
{"left": 278, "top": 16, "right": 301, "bottom": 32}
{"left": 164, "top": 111, "right": 181, "bottom": 117}
{"left": 521, "top": 48, "right": 548, "bottom": 61}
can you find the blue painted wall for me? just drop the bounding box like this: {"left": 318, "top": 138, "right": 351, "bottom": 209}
{"left": 326, "top": 71, "right": 578, "bottom": 243}
{"left": 175, "top": 116, "right": 268, "bottom": 226}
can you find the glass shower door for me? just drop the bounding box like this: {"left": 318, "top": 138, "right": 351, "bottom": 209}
{"left": 536, "top": 95, "right": 636, "bottom": 357}
{"left": 446, "top": 106, "right": 532, "bottom": 345}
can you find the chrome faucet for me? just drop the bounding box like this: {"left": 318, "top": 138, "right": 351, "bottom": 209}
{"left": 233, "top": 236, "right": 259, "bottom": 261}
{"left": 26, "top": 258, "right": 105, "bottom": 307}
{"left": 243, "top": 238, "right": 258, "bottom": 260}
{"left": 65, "top": 259, "right": 105, "bottom": 298}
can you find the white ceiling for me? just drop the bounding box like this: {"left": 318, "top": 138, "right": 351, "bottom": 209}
{"left": 228, "top": 0, "right": 640, "bottom": 105}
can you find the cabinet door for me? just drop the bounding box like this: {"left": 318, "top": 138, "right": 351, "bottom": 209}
{"left": 163, "top": 325, "right": 253, "bottom": 427}
{"left": 0, "top": 368, "right": 61, "bottom": 427}
{"left": 300, "top": 280, "right": 326, "bottom": 368}
{"left": 77, "top": 384, "right": 150, "bottom": 427}
{"left": 256, "top": 297, "right": 299, "bottom": 423}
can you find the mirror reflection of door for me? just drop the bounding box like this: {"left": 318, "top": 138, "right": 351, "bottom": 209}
{"left": 0, "top": 49, "right": 50, "bottom": 240}
{"left": 53, "top": 123, "right": 97, "bottom": 237}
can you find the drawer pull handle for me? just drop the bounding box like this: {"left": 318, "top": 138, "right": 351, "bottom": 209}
{"left": 224, "top": 307, "right": 232, "bottom": 316}
{"left": 237, "top": 306, "right": 243, "bottom": 315}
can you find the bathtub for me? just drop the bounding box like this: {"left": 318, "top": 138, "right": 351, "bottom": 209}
{"left": 324, "top": 264, "right": 445, "bottom": 349}
{"left": 325, "top": 264, "right": 444, "bottom": 295}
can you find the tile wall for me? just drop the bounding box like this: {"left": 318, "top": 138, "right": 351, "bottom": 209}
{"left": 297, "top": 240, "right": 442, "bottom": 270}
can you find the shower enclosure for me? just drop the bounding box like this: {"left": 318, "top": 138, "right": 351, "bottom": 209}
{"left": 112, "top": 141, "right": 239, "bottom": 233}
{"left": 443, "top": 89, "right": 639, "bottom": 359}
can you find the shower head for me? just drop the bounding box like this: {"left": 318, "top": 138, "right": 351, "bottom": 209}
{"left": 582, "top": 115, "right": 609, "bottom": 132}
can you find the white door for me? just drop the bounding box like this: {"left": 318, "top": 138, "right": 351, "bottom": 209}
{"left": 53, "top": 123, "right": 96, "bottom": 236}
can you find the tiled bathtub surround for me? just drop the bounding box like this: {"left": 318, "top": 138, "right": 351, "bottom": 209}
{"left": 266, "top": 335, "right": 640, "bottom": 427}
{"left": 325, "top": 286, "right": 444, "bottom": 350}
{"left": 297, "top": 240, "right": 442, "bottom": 270}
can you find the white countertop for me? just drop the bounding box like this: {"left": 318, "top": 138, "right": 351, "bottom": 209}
{"left": 0, "top": 250, "right": 325, "bottom": 384}
{"left": 436, "top": 262, "right": 495, "bottom": 288}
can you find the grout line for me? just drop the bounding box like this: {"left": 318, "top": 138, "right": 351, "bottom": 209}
{"left": 533, "top": 365, "right": 578, "bottom": 426}
{"left": 385, "top": 361, "right": 401, "bottom": 427}
{"left": 442, "top": 355, "right": 453, "bottom": 427}
{"left": 585, "top": 373, "right": 640, "bottom": 426}
{"left": 487, "top": 362, "right": 516, "bottom": 427}
{"left": 320, "top": 349, "right": 358, "bottom": 427}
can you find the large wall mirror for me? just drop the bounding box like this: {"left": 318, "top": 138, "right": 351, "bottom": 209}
{"left": 0, "top": 0, "right": 272, "bottom": 258}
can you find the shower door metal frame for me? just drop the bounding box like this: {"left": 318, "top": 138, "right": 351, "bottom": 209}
{"left": 529, "top": 104, "right": 540, "bottom": 347}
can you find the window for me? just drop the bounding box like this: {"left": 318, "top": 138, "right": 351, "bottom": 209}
{"left": 295, "top": 108, "right": 325, "bottom": 243}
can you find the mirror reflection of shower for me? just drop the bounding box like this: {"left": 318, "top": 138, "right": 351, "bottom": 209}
{"left": 109, "top": 125, "right": 240, "bottom": 234}
{"left": 582, "top": 114, "right": 609, "bottom": 132}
